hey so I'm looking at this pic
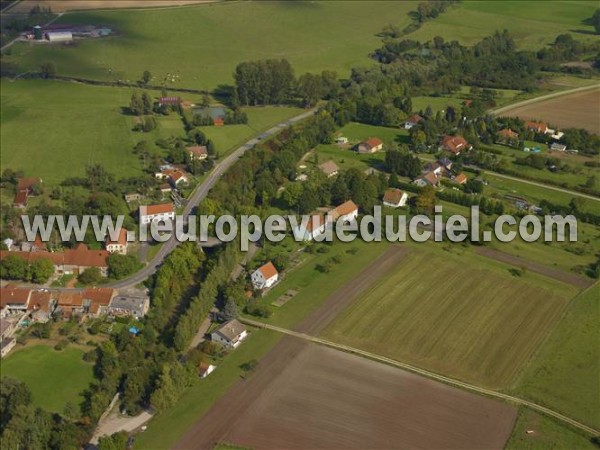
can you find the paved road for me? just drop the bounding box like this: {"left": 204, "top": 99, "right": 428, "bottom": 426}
{"left": 490, "top": 83, "right": 600, "bottom": 116}
{"left": 105, "top": 108, "right": 317, "bottom": 290}
{"left": 239, "top": 316, "right": 600, "bottom": 437}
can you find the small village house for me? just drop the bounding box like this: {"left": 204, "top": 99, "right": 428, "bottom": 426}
{"left": 27, "top": 291, "right": 54, "bottom": 323}
{"left": 415, "top": 171, "right": 440, "bottom": 187}
{"left": 187, "top": 145, "right": 208, "bottom": 161}
{"left": 335, "top": 136, "right": 348, "bottom": 144}
{"left": 319, "top": 160, "right": 339, "bottom": 178}
{"left": 0, "top": 285, "right": 32, "bottom": 314}
{"left": 356, "top": 137, "right": 383, "bottom": 154}
{"left": 107, "top": 294, "right": 150, "bottom": 319}
{"left": 13, "top": 177, "right": 42, "bottom": 209}
{"left": 496, "top": 128, "right": 519, "bottom": 147}
{"left": 158, "top": 97, "right": 181, "bottom": 107}
{"left": 84, "top": 288, "right": 117, "bottom": 317}
{"left": 211, "top": 319, "right": 248, "bottom": 348}
{"left": 105, "top": 228, "right": 128, "bottom": 255}
{"left": 293, "top": 214, "right": 327, "bottom": 241}
{"left": 251, "top": 261, "right": 279, "bottom": 290}
{"left": 404, "top": 114, "right": 424, "bottom": 130}
{"left": 439, "top": 135, "right": 470, "bottom": 155}
{"left": 198, "top": 361, "right": 216, "bottom": 379}
{"left": 139, "top": 203, "right": 175, "bottom": 225}
{"left": 453, "top": 173, "right": 468, "bottom": 185}
{"left": 525, "top": 121, "right": 549, "bottom": 134}
{"left": 329, "top": 200, "right": 359, "bottom": 224}
{"left": 383, "top": 188, "right": 408, "bottom": 208}
{"left": 156, "top": 168, "right": 188, "bottom": 186}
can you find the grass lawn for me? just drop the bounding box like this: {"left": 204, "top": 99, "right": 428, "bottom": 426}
{"left": 199, "top": 106, "right": 305, "bottom": 158}
{"left": 506, "top": 407, "right": 596, "bottom": 450}
{"left": 323, "top": 243, "right": 578, "bottom": 389}
{"left": 1, "top": 344, "right": 94, "bottom": 413}
{"left": 133, "top": 329, "right": 282, "bottom": 450}
{"left": 338, "top": 122, "right": 409, "bottom": 145}
{"left": 3, "top": 1, "right": 416, "bottom": 91}
{"left": 411, "top": 1, "right": 600, "bottom": 50}
{"left": 510, "top": 283, "right": 600, "bottom": 429}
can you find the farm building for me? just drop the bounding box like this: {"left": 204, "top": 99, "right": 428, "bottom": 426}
{"left": 356, "top": 137, "right": 383, "bottom": 154}
{"left": 45, "top": 31, "right": 73, "bottom": 42}
{"left": 139, "top": 203, "right": 175, "bottom": 224}
{"left": 550, "top": 143, "right": 567, "bottom": 152}
{"left": 319, "top": 160, "right": 339, "bottom": 178}
{"left": 383, "top": 188, "right": 408, "bottom": 208}
{"left": 211, "top": 319, "right": 248, "bottom": 348}
{"left": 251, "top": 261, "right": 279, "bottom": 290}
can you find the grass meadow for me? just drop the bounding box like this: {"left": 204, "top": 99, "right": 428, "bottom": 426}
{"left": 411, "top": 1, "right": 600, "bottom": 50}
{"left": 4, "top": 1, "right": 416, "bottom": 91}
{"left": 0, "top": 79, "right": 305, "bottom": 185}
{"left": 511, "top": 283, "right": 600, "bottom": 429}
{"left": 1, "top": 344, "right": 94, "bottom": 413}
{"left": 323, "top": 243, "right": 578, "bottom": 389}
{"left": 506, "top": 407, "right": 596, "bottom": 450}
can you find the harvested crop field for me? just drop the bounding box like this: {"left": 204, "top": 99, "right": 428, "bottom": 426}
{"left": 499, "top": 87, "right": 600, "bottom": 134}
{"left": 178, "top": 342, "right": 517, "bottom": 450}
{"left": 323, "top": 248, "right": 574, "bottom": 389}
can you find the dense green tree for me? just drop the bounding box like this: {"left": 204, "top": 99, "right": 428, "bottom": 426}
{"left": 29, "top": 258, "right": 54, "bottom": 283}
{"left": 107, "top": 254, "right": 140, "bottom": 280}
{"left": 78, "top": 267, "right": 103, "bottom": 285}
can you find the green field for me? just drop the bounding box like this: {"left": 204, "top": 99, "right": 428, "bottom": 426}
{"left": 506, "top": 408, "right": 596, "bottom": 450}
{"left": 411, "top": 1, "right": 600, "bottom": 50}
{"left": 3, "top": 1, "right": 417, "bottom": 91}
{"left": 0, "top": 79, "right": 305, "bottom": 185}
{"left": 511, "top": 284, "right": 600, "bottom": 429}
{"left": 323, "top": 244, "right": 578, "bottom": 388}
{"left": 1, "top": 344, "right": 95, "bottom": 413}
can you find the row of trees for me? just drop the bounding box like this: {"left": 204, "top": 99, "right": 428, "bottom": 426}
{"left": 0, "top": 255, "right": 54, "bottom": 283}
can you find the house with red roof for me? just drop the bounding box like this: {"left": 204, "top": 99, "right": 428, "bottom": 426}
{"left": 525, "top": 121, "right": 549, "bottom": 134}
{"left": 105, "top": 228, "right": 128, "bottom": 255}
{"left": 251, "top": 261, "right": 279, "bottom": 290}
{"left": 139, "top": 203, "right": 175, "bottom": 225}
{"left": 383, "top": 188, "right": 408, "bottom": 208}
{"left": 404, "top": 114, "right": 424, "bottom": 130}
{"left": 187, "top": 145, "right": 208, "bottom": 161}
{"left": 439, "top": 135, "right": 471, "bottom": 155}
{"left": 357, "top": 137, "right": 383, "bottom": 154}
{"left": 496, "top": 128, "right": 519, "bottom": 147}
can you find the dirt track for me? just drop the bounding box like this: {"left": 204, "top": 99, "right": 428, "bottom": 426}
{"left": 475, "top": 247, "right": 593, "bottom": 289}
{"left": 173, "top": 246, "right": 517, "bottom": 449}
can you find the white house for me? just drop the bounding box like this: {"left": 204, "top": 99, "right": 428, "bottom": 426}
{"left": 404, "top": 114, "right": 424, "bottom": 130}
{"left": 293, "top": 214, "right": 327, "bottom": 241}
{"left": 139, "top": 203, "right": 175, "bottom": 225}
{"left": 105, "top": 228, "right": 128, "bottom": 255}
{"left": 335, "top": 136, "right": 348, "bottom": 144}
{"left": 211, "top": 319, "right": 248, "bottom": 348}
{"left": 383, "top": 188, "right": 408, "bottom": 208}
{"left": 251, "top": 261, "right": 279, "bottom": 290}
{"left": 187, "top": 146, "right": 208, "bottom": 161}
{"left": 329, "top": 200, "right": 359, "bottom": 223}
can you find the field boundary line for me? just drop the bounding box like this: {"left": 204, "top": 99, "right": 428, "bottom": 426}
{"left": 239, "top": 317, "right": 600, "bottom": 437}
{"left": 490, "top": 84, "right": 600, "bottom": 116}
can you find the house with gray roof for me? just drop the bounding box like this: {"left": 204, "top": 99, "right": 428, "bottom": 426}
{"left": 211, "top": 319, "right": 248, "bottom": 348}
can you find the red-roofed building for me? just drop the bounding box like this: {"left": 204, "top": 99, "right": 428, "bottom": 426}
{"left": 0, "top": 285, "right": 32, "bottom": 313}
{"left": 383, "top": 188, "right": 408, "bottom": 208}
{"left": 440, "top": 135, "right": 470, "bottom": 155}
{"left": 330, "top": 200, "right": 359, "bottom": 223}
{"left": 454, "top": 173, "right": 468, "bottom": 185}
{"left": 213, "top": 117, "right": 224, "bottom": 127}
{"left": 525, "top": 121, "right": 549, "bottom": 134}
{"left": 404, "top": 114, "right": 424, "bottom": 130}
{"left": 28, "top": 291, "right": 54, "bottom": 322}
{"left": 357, "top": 137, "right": 383, "bottom": 154}
{"left": 187, "top": 146, "right": 208, "bottom": 161}
{"left": 251, "top": 261, "right": 279, "bottom": 290}
{"left": 105, "top": 228, "right": 128, "bottom": 255}
{"left": 13, "top": 190, "right": 28, "bottom": 208}
{"left": 139, "top": 203, "right": 175, "bottom": 225}
{"left": 496, "top": 128, "right": 519, "bottom": 147}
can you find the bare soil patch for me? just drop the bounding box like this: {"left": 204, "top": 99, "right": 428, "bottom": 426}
{"left": 475, "top": 247, "right": 593, "bottom": 289}
{"left": 500, "top": 88, "right": 600, "bottom": 134}
{"left": 179, "top": 343, "right": 517, "bottom": 450}
{"left": 7, "top": 0, "right": 213, "bottom": 13}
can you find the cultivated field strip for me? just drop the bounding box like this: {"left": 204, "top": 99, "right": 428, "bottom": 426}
{"left": 241, "top": 318, "right": 600, "bottom": 437}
